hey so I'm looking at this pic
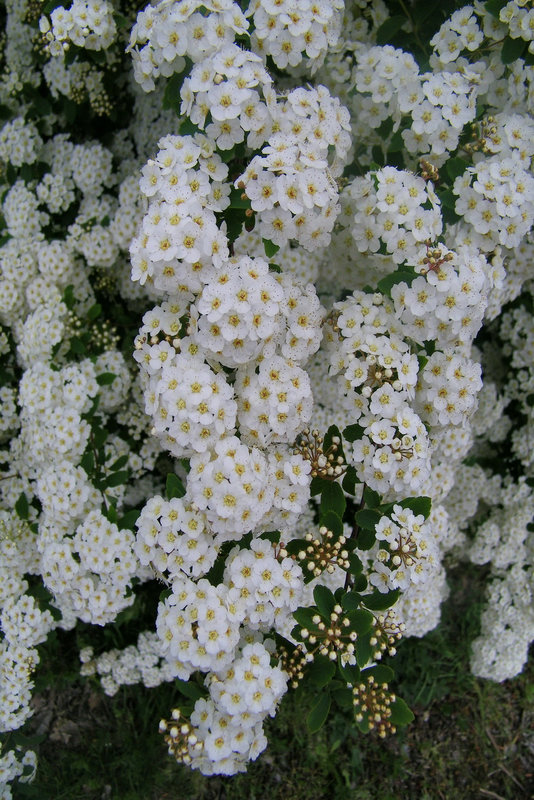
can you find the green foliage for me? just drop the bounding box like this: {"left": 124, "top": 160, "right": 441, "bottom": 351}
{"left": 165, "top": 473, "right": 186, "bottom": 500}
{"left": 306, "top": 692, "right": 331, "bottom": 733}
{"left": 15, "top": 491, "right": 29, "bottom": 520}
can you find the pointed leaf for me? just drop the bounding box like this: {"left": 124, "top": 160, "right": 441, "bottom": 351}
{"left": 389, "top": 696, "right": 415, "bottom": 726}
{"left": 347, "top": 608, "right": 374, "bottom": 636}
{"left": 307, "top": 692, "right": 331, "bottom": 734}
{"left": 306, "top": 656, "right": 336, "bottom": 689}
{"left": 355, "top": 632, "right": 373, "bottom": 668}
{"left": 262, "top": 237, "right": 279, "bottom": 257}
{"left": 343, "top": 423, "right": 364, "bottom": 443}
{"left": 399, "top": 496, "right": 432, "bottom": 519}
{"left": 293, "top": 607, "right": 319, "bottom": 630}
{"left": 375, "top": 14, "right": 406, "bottom": 45}
{"left": 363, "top": 486, "right": 381, "bottom": 508}
{"left": 319, "top": 509, "right": 344, "bottom": 539}
{"left": 166, "top": 473, "right": 186, "bottom": 500}
{"left": 332, "top": 687, "right": 353, "bottom": 709}
{"left": 97, "top": 372, "right": 116, "bottom": 386}
{"left": 15, "top": 492, "right": 29, "bottom": 520}
{"left": 363, "top": 664, "right": 394, "bottom": 684}
{"left": 342, "top": 466, "right": 358, "bottom": 496}
{"left": 355, "top": 508, "right": 381, "bottom": 531}
{"left": 501, "top": 35, "right": 526, "bottom": 64}
{"left": 320, "top": 481, "right": 346, "bottom": 518}
{"left": 313, "top": 585, "right": 335, "bottom": 619}
{"left": 362, "top": 588, "right": 401, "bottom": 611}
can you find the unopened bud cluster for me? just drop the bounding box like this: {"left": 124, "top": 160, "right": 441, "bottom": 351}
{"left": 294, "top": 428, "right": 346, "bottom": 480}
{"left": 353, "top": 675, "right": 396, "bottom": 738}
{"left": 276, "top": 642, "right": 312, "bottom": 689}
{"left": 419, "top": 240, "right": 455, "bottom": 276}
{"left": 298, "top": 526, "right": 349, "bottom": 578}
{"left": 419, "top": 159, "right": 439, "bottom": 182}
{"left": 370, "top": 611, "right": 405, "bottom": 660}
{"left": 300, "top": 605, "right": 357, "bottom": 662}
{"left": 464, "top": 116, "right": 498, "bottom": 155}
{"left": 159, "top": 708, "right": 203, "bottom": 766}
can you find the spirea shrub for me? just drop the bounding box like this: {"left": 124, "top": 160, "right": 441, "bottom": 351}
{"left": 0, "top": 0, "right": 533, "bottom": 793}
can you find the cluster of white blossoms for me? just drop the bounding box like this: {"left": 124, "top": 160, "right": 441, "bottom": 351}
{"left": 127, "top": 0, "right": 248, "bottom": 92}
{"left": 129, "top": 132, "right": 231, "bottom": 291}
{"left": 500, "top": 1, "right": 534, "bottom": 52}
{"left": 453, "top": 122, "right": 534, "bottom": 250}
{"left": 429, "top": 5, "right": 484, "bottom": 64}
{"left": 180, "top": 45, "right": 273, "bottom": 150}
{"left": 0, "top": 0, "right": 533, "bottom": 791}
{"left": 364, "top": 505, "right": 439, "bottom": 593}
{"left": 246, "top": 0, "right": 344, "bottom": 72}
{"left": 0, "top": 118, "right": 43, "bottom": 168}
{"left": 238, "top": 85, "right": 351, "bottom": 250}
{"left": 347, "top": 166, "right": 443, "bottom": 268}
{"left": 349, "top": 43, "right": 480, "bottom": 164}
{"left": 40, "top": 0, "right": 118, "bottom": 55}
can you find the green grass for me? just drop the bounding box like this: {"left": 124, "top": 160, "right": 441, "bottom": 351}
{"left": 13, "top": 564, "right": 534, "bottom": 800}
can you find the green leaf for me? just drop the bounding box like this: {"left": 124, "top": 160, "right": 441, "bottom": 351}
{"left": 389, "top": 696, "right": 415, "bottom": 726}
{"left": 323, "top": 424, "right": 340, "bottom": 447}
{"left": 262, "top": 237, "right": 279, "bottom": 257}
{"left": 332, "top": 686, "right": 353, "bottom": 709}
{"left": 355, "top": 508, "right": 381, "bottom": 531}
{"left": 445, "top": 156, "right": 468, "bottom": 182}
{"left": 375, "top": 15, "right": 406, "bottom": 46}
{"left": 104, "top": 502, "right": 118, "bottom": 523}
{"left": 96, "top": 372, "right": 116, "bottom": 386}
{"left": 338, "top": 658, "right": 360, "bottom": 685}
{"left": 377, "top": 269, "right": 417, "bottom": 297}
{"left": 163, "top": 71, "right": 187, "bottom": 113}
{"left": 109, "top": 454, "right": 128, "bottom": 471}
{"left": 80, "top": 451, "right": 94, "bottom": 474}
{"left": 102, "top": 470, "right": 129, "bottom": 489}
{"left": 320, "top": 481, "right": 346, "bottom": 519}
{"left": 363, "top": 664, "right": 394, "bottom": 684}
{"left": 343, "top": 423, "right": 364, "bottom": 443}
{"left": 175, "top": 679, "right": 205, "bottom": 701}
{"left": 42, "top": 0, "right": 64, "bottom": 13}
{"left": 352, "top": 573, "right": 368, "bottom": 592}
{"left": 62, "top": 284, "right": 75, "bottom": 310}
{"left": 347, "top": 608, "right": 374, "bottom": 636}
{"left": 118, "top": 509, "right": 141, "bottom": 530}
{"left": 69, "top": 336, "right": 86, "bottom": 355}
{"left": 113, "top": 11, "right": 130, "bottom": 28}
{"left": 388, "top": 129, "right": 405, "bottom": 153}
{"left": 306, "top": 656, "right": 336, "bottom": 689}
{"left": 313, "top": 585, "right": 335, "bottom": 619}
{"left": 293, "top": 607, "right": 319, "bottom": 630}
{"left": 229, "top": 187, "right": 251, "bottom": 209}
{"left": 87, "top": 303, "right": 102, "bottom": 321}
{"left": 342, "top": 466, "right": 358, "bottom": 496}
{"left": 362, "top": 588, "right": 401, "bottom": 611}
{"left": 355, "top": 632, "right": 373, "bottom": 668}
{"left": 310, "top": 475, "right": 330, "bottom": 496}
{"left": 166, "top": 473, "right": 186, "bottom": 500}
{"left": 319, "top": 509, "right": 344, "bottom": 540}
{"left": 15, "top": 492, "right": 29, "bottom": 520}
{"left": 342, "top": 591, "right": 362, "bottom": 611}
{"left": 307, "top": 692, "right": 331, "bottom": 734}
{"left": 363, "top": 486, "right": 381, "bottom": 508}
{"left": 501, "top": 35, "right": 527, "bottom": 64}
{"left": 356, "top": 527, "right": 376, "bottom": 551}
{"left": 348, "top": 553, "right": 363, "bottom": 575}
{"left": 399, "top": 496, "right": 432, "bottom": 519}
{"left": 484, "top": 0, "right": 509, "bottom": 17}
